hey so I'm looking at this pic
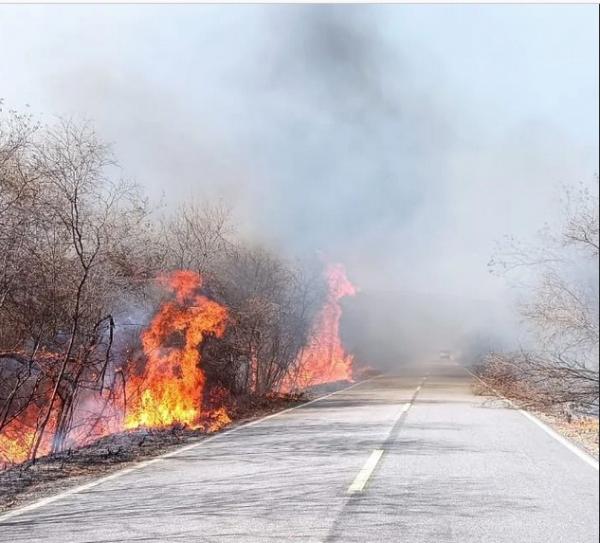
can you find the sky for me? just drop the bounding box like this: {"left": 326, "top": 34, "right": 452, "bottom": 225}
{"left": 0, "top": 4, "right": 598, "bottom": 351}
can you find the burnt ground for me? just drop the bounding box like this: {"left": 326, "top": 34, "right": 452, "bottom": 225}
{"left": 0, "top": 425, "right": 211, "bottom": 512}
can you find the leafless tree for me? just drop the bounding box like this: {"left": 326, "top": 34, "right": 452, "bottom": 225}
{"left": 203, "top": 246, "right": 325, "bottom": 397}
{"left": 1, "top": 114, "right": 151, "bottom": 462}
{"left": 489, "top": 179, "right": 599, "bottom": 411}
{"left": 160, "top": 201, "right": 233, "bottom": 275}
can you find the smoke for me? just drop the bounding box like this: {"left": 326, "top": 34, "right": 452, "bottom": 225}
{"left": 0, "top": 4, "right": 597, "bottom": 368}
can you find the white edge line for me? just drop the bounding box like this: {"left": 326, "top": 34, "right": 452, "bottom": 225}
{"left": 464, "top": 367, "right": 599, "bottom": 472}
{"left": 347, "top": 449, "right": 384, "bottom": 494}
{"left": 0, "top": 375, "right": 382, "bottom": 523}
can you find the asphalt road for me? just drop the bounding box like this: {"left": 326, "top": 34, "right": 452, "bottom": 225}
{"left": 1, "top": 361, "right": 598, "bottom": 542}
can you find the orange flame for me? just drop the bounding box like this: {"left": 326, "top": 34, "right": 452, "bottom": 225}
{"left": 0, "top": 270, "right": 230, "bottom": 468}
{"left": 124, "top": 270, "right": 229, "bottom": 430}
{"left": 0, "top": 404, "right": 54, "bottom": 467}
{"left": 282, "top": 263, "right": 356, "bottom": 391}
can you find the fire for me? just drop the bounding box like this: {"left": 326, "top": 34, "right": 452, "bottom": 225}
{"left": 0, "top": 403, "right": 54, "bottom": 468}
{"left": 0, "top": 404, "right": 52, "bottom": 467}
{"left": 0, "top": 265, "right": 356, "bottom": 468}
{"left": 0, "top": 424, "right": 34, "bottom": 467}
{"left": 0, "top": 271, "right": 229, "bottom": 467}
{"left": 282, "top": 263, "right": 356, "bottom": 391}
{"left": 124, "top": 270, "right": 229, "bottom": 430}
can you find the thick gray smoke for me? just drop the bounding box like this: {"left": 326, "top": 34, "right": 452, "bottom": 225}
{"left": 0, "top": 4, "right": 598, "bottom": 368}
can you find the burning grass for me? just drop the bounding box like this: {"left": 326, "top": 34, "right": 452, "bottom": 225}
{"left": 0, "top": 270, "right": 232, "bottom": 469}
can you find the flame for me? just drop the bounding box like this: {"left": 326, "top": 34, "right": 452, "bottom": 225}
{"left": 0, "top": 270, "right": 230, "bottom": 467}
{"left": 202, "top": 386, "right": 233, "bottom": 432}
{"left": 282, "top": 263, "right": 356, "bottom": 392}
{"left": 124, "top": 271, "right": 228, "bottom": 430}
{"left": 0, "top": 424, "right": 34, "bottom": 466}
{"left": 0, "top": 402, "right": 56, "bottom": 468}
{"left": 0, "top": 408, "right": 40, "bottom": 466}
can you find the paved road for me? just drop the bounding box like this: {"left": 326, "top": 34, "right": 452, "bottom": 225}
{"left": 1, "top": 361, "right": 598, "bottom": 542}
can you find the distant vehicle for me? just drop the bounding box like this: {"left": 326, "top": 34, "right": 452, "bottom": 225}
{"left": 439, "top": 350, "right": 452, "bottom": 360}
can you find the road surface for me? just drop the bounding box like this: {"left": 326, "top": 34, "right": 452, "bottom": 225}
{"left": 1, "top": 361, "right": 598, "bottom": 542}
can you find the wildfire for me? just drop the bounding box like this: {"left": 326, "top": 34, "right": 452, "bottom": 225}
{"left": 0, "top": 264, "right": 356, "bottom": 468}
{"left": 282, "top": 263, "right": 357, "bottom": 392}
{"left": 0, "top": 271, "right": 229, "bottom": 468}
{"left": 124, "top": 270, "right": 229, "bottom": 430}
{"left": 0, "top": 404, "right": 53, "bottom": 466}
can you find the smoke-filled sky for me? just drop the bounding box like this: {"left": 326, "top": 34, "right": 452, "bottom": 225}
{"left": 1, "top": 4, "right": 598, "bottom": 331}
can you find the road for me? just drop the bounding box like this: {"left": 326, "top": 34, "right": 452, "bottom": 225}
{"left": 0, "top": 361, "right": 598, "bottom": 542}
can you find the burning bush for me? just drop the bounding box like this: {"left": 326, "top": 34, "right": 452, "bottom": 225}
{"left": 201, "top": 246, "right": 327, "bottom": 396}
{"left": 280, "top": 263, "right": 357, "bottom": 392}
{"left": 1, "top": 113, "right": 151, "bottom": 465}
{"left": 124, "top": 271, "right": 229, "bottom": 431}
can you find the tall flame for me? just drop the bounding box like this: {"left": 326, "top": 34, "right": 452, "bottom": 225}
{"left": 124, "top": 270, "right": 229, "bottom": 430}
{"left": 283, "top": 263, "right": 356, "bottom": 391}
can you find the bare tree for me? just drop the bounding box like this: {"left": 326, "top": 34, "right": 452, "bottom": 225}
{"left": 489, "top": 179, "right": 599, "bottom": 411}
{"left": 203, "top": 246, "right": 324, "bottom": 397}
{"left": 0, "top": 115, "right": 151, "bottom": 462}
{"left": 160, "top": 201, "right": 233, "bottom": 275}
